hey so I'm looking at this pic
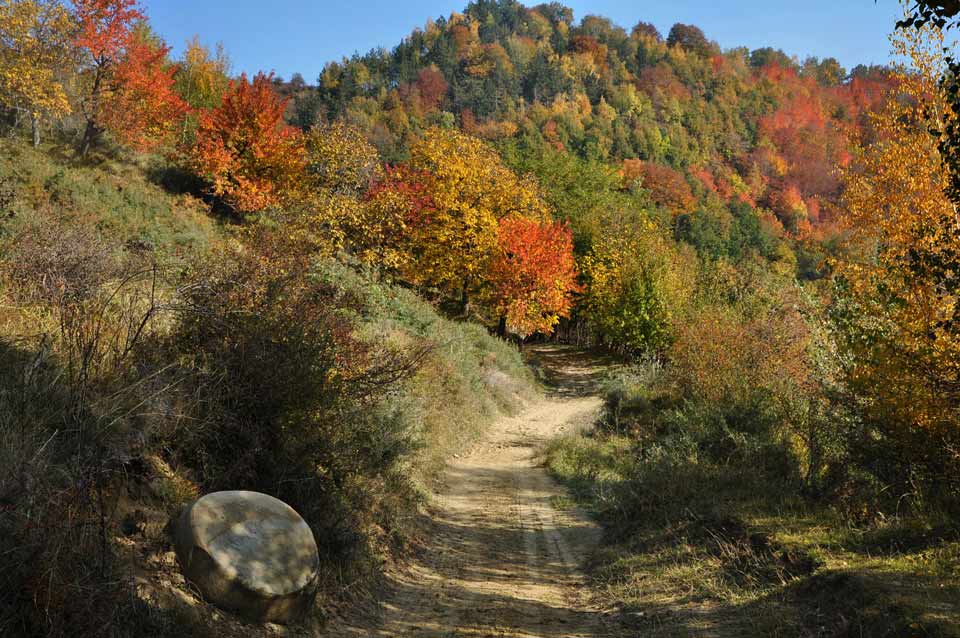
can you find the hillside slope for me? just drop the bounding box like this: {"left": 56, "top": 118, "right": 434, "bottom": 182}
{"left": 299, "top": 0, "right": 890, "bottom": 241}
{"left": 0, "top": 141, "right": 538, "bottom": 637}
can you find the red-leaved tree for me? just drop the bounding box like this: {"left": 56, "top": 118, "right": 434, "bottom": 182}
{"left": 98, "top": 29, "right": 190, "bottom": 151}
{"left": 414, "top": 66, "right": 449, "bottom": 111}
{"left": 188, "top": 72, "right": 305, "bottom": 214}
{"left": 488, "top": 217, "right": 580, "bottom": 337}
{"left": 74, "top": 0, "right": 144, "bottom": 154}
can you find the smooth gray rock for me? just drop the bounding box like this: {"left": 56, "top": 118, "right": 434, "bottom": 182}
{"left": 174, "top": 490, "right": 319, "bottom": 623}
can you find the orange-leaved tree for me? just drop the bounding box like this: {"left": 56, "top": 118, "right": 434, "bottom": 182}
{"left": 188, "top": 71, "right": 305, "bottom": 214}
{"left": 74, "top": 0, "right": 144, "bottom": 154}
{"left": 488, "top": 217, "right": 580, "bottom": 337}
{"left": 620, "top": 159, "right": 696, "bottom": 214}
{"left": 836, "top": 21, "right": 960, "bottom": 440}
{"left": 97, "top": 26, "right": 190, "bottom": 152}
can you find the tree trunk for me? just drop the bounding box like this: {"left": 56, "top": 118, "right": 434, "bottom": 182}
{"left": 79, "top": 68, "right": 103, "bottom": 157}
{"left": 460, "top": 280, "right": 471, "bottom": 317}
{"left": 804, "top": 416, "right": 822, "bottom": 495}
{"left": 8, "top": 108, "right": 22, "bottom": 137}
{"left": 31, "top": 114, "right": 40, "bottom": 148}
{"left": 497, "top": 315, "right": 507, "bottom": 338}
{"left": 79, "top": 118, "right": 100, "bottom": 157}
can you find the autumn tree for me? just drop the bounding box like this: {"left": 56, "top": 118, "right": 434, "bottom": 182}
{"left": 413, "top": 65, "right": 448, "bottom": 111}
{"left": 402, "top": 127, "right": 550, "bottom": 312}
{"left": 96, "top": 26, "right": 189, "bottom": 151}
{"left": 666, "top": 23, "right": 716, "bottom": 57}
{"left": 304, "top": 121, "right": 381, "bottom": 197}
{"left": 188, "top": 71, "right": 304, "bottom": 214}
{"left": 487, "top": 217, "right": 579, "bottom": 337}
{"left": 0, "top": 0, "right": 74, "bottom": 147}
{"left": 750, "top": 47, "right": 796, "bottom": 70}
{"left": 621, "top": 159, "right": 697, "bottom": 214}
{"left": 172, "top": 36, "right": 230, "bottom": 142}
{"left": 353, "top": 164, "right": 433, "bottom": 273}
{"left": 283, "top": 121, "right": 386, "bottom": 258}
{"left": 767, "top": 183, "right": 809, "bottom": 235}
{"left": 174, "top": 37, "right": 230, "bottom": 108}
{"left": 835, "top": 21, "right": 960, "bottom": 485}
{"left": 631, "top": 21, "right": 662, "bottom": 41}
{"left": 900, "top": 1, "right": 960, "bottom": 207}
{"left": 581, "top": 216, "right": 697, "bottom": 353}
{"left": 74, "top": 0, "right": 144, "bottom": 155}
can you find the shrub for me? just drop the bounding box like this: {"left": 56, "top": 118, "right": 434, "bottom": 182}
{"left": 158, "top": 240, "right": 535, "bottom": 584}
{"left": 590, "top": 258, "right": 844, "bottom": 492}
{"left": 598, "top": 357, "right": 668, "bottom": 434}
{"left": 162, "top": 245, "right": 426, "bottom": 577}
{"left": 0, "top": 212, "right": 171, "bottom": 637}
{"left": 668, "top": 285, "right": 821, "bottom": 481}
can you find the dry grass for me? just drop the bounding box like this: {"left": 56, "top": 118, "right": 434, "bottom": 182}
{"left": 546, "top": 431, "right": 960, "bottom": 637}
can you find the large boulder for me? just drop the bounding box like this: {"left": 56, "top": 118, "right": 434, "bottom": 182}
{"left": 174, "top": 490, "right": 319, "bottom": 623}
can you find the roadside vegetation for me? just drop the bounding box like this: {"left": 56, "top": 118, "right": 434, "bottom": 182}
{"left": 548, "top": 364, "right": 960, "bottom": 636}
{"left": 2, "top": 0, "right": 960, "bottom": 635}
{"left": 545, "top": 19, "right": 960, "bottom": 636}
{"left": 0, "top": 135, "right": 537, "bottom": 637}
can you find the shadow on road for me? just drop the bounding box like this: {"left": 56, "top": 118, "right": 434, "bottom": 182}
{"left": 524, "top": 344, "right": 624, "bottom": 398}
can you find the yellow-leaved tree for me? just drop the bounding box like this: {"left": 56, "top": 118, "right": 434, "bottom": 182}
{"left": 275, "top": 121, "right": 386, "bottom": 259}
{"left": 0, "top": 0, "right": 74, "bottom": 147}
{"left": 173, "top": 36, "right": 230, "bottom": 143}
{"left": 580, "top": 212, "right": 697, "bottom": 353}
{"left": 836, "top": 20, "right": 960, "bottom": 471}
{"left": 174, "top": 36, "right": 230, "bottom": 110}
{"left": 304, "top": 120, "right": 382, "bottom": 197}
{"left": 405, "top": 127, "right": 550, "bottom": 311}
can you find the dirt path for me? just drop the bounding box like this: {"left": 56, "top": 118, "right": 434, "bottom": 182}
{"left": 325, "top": 345, "right": 620, "bottom": 638}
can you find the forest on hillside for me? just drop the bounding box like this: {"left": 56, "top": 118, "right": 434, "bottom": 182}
{"left": 1, "top": 0, "right": 960, "bottom": 635}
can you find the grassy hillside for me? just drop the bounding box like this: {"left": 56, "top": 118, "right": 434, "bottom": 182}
{"left": 0, "top": 140, "right": 537, "bottom": 637}
{"left": 0, "top": 140, "right": 220, "bottom": 253}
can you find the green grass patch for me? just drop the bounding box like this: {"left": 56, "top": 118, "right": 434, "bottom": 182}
{"left": 0, "top": 139, "right": 220, "bottom": 255}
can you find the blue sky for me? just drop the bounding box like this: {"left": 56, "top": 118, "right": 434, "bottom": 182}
{"left": 142, "top": 0, "right": 903, "bottom": 83}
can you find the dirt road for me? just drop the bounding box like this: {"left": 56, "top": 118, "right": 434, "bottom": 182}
{"left": 325, "top": 345, "right": 619, "bottom": 638}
